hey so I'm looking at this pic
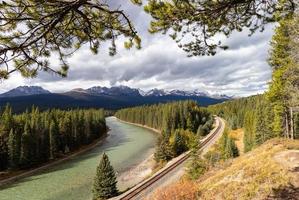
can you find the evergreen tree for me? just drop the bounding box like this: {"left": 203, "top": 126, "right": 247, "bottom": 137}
{"left": 219, "top": 129, "right": 228, "bottom": 158}
{"left": 0, "top": 136, "right": 8, "bottom": 170}
{"left": 219, "top": 129, "right": 239, "bottom": 160}
{"left": 40, "top": 127, "right": 50, "bottom": 163}
{"left": 243, "top": 111, "right": 256, "bottom": 152}
{"left": 172, "top": 130, "right": 187, "bottom": 156}
{"left": 84, "top": 112, "right": 92, "bottom": 144}
{"left": 62, "top": 114, "right": 72, "bottom": 151}
{"left": 0, "top": 104, "right": 14, "bottom": 136}
{"left": 154, "top": 133, "right": 174, "bottom": 162}
{"left": 49, "top": 120, "right": 59, "bottom": 159}
{"left": 8, "top": 129, "right": 20, "bottom": 169}
{"left": 255, "top": 102, "right": 274, "bottom": 145}
{"left": 20, "top": 123, "right": 31, "bottom": 167}
{"left": 92, "top": 153, "right": 118, "bottom": 200}
{"left": 267, "top": 14, "right": 299, "bottom": 138}
{"left": 230, "top": 116, "right": 238, "bottom": 130}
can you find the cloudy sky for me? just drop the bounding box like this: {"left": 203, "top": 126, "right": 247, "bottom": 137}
{"left": 0, "top": 2, "right": 275, "bottom": 97}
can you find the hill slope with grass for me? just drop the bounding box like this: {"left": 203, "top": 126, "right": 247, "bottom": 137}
{"left": 150, "top": 139, "right": 299, "bottom": 200}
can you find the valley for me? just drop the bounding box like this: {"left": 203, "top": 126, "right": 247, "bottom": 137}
{"left": 0, "top": 1, "right": 298, "bottom": 200}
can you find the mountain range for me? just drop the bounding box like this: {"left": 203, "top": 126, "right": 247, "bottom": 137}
{"left": 0, "top": 86, "right": 231, "bottom": 112}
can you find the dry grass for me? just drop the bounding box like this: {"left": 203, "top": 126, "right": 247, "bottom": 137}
{"left": 196, "top": 138, "right": 299, "bottom": 200}
{"left": 149, "top": 139, "right": 299, "bottom": 200}
{"left": 229, "top": 128, "right": 244, "bottom": 155}
{"left": 148, "top": 179, "right": 198, "bottom": 200}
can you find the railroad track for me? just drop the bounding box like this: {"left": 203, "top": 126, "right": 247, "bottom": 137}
{"left": 118, "top": 117, "right": 224, "bottom": 200}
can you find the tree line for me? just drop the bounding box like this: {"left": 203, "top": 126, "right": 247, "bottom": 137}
{"left": 0, "top": 105, "right": 107, "bottom": 170}
{"left": 208, "top": 95, "right": 276, "bottom": 152}
{"left": 115, "top": 101, "right": 212, "bottom": 134}
{"left": 115, "top": 101, "right": 214, "bottom": 162}
{"left": 209, "top": 91, "right": 298, "bottom": 153}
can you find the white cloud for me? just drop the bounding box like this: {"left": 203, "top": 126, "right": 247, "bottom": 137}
{"left": 0, "top": 2, "right": 275, "bottom": 97}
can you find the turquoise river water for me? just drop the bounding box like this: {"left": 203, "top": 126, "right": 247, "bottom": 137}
{"left": 0, "top": 117, "right": 157, "bottom": 200}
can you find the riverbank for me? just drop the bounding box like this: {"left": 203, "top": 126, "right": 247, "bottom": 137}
{"left": 113, "top": 117, "right": 161, "bottom": 191}
{"left": 0, "top": 132, "right": 109, "bottom": 187}
{"left": 115, "top": 117, "right": 161, "bottom": 134}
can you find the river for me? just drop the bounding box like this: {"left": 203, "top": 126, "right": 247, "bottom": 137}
{"left": 0, "top": 117, "right": 157, "bottom": 200}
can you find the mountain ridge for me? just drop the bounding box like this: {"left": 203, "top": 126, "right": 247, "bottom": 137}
{"left": 0, "top": 85, "right": 232, "bottom": 99}
{"left": 0, "top": 86, "right": 230, "bottom": 112}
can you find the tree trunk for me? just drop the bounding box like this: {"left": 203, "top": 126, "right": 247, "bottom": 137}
{"left": 290, "top": 107, "right": 294, "bottom": 139}
{"left": 285, "top": 112, "right": 290, "bottom": 139}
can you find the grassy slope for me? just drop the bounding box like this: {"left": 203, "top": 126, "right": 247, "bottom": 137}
{"left": 229, "top": 128, "right": 244, "bottom": 155}
{"left": 150, "top": 139, "right": 299, "bottom": 200}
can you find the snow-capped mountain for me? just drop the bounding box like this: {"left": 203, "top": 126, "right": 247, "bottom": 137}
{"left": 167, "top": 89, "right": 208, "bottom": 97}
{"left": 138, "top": 89, "right": 147, "bottom": 96}
{"left": 209, "top": 94, "right": 232, "bottom": 100}
{"left": 105, "top": 86, "right": 140, "bottom": 96}
{"left": 71, "top": 88, "right": 88, "bottom": 93}
{"left": 0, "top": 86, "right": 51, "bottom": 98}
{"left": 141, "top": 88, "right": 231, "bottom": 99}
{"left": 144, "top": 88, "right": 169, "bottom": 96}
{"left": 0, "top": 85, "right": 232, "bottom": 100}
{"left": 69, "top": 86, "right": 141, "bottom": 96}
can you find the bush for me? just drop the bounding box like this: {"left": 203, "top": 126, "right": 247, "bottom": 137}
{"left": 149, "top": 180, "right": 198, "bottom": 200}
{"left": 187, "top": 155, "right": 208, "bottom": 180}
{"left": 204, "top": 149, "right": 222, "bottom": 166}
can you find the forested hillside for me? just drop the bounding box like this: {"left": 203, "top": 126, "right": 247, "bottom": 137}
{"left": 208, "top": 13, "right": 299, "bottom": 153}
{"left": 116, "top": 101, "right": 211, "bottom": 133}
{"left": 116, "top": 101, "right": 214, "bottom": 162}
{"left": 208, "top": 95, "right": 275, "bottom": 152}
{"left": 0, "top": 105, "right": 107, "bottom": 171}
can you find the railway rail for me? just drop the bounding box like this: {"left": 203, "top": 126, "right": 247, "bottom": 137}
{"left": 117, "top": 117, "right": 224, "bottom": 200}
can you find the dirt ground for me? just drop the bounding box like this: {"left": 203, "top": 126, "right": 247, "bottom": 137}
{"left": 268, "top": 150, "right": 299, "bottom": 200}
